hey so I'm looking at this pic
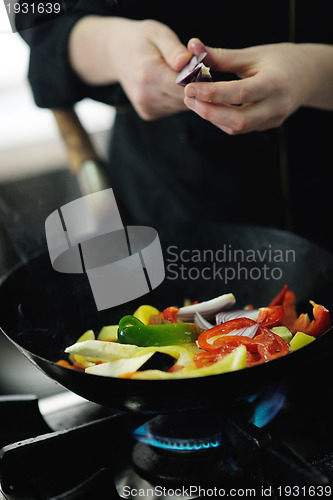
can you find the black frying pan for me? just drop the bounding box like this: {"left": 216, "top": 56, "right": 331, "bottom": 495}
{"left": 1, "top": 222, "right": 333, "bottom": 414}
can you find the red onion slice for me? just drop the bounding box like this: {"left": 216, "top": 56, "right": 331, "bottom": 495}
{"left": 177, "top": 293, "right": 235, "bottom": 322}
{"left": 216, "top": 309, "right": 260, "bottom": 325}
{"left": 223, "top": 323, "right": 259, "bottom": 338}
{"left": 194, "top": 312, "right": 214, "bottom": 330}
{"left": 176, "top": 52, "right": 212, "bottom": 86}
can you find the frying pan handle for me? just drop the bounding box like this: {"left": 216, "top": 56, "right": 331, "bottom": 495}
{"left": 52, "top": 107, "right": 110, "bottom": 195}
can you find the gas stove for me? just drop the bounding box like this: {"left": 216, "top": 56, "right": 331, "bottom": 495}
{"left": 1, "top": 379, "right": 333, "bottom": 500}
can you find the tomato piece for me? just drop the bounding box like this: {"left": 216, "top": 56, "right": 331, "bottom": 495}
{"left": 257, "top": 305, "right": 284, "bottom": 328}
{"left": 194, "top": 351, "right": 224, "bottom": 368}
{"left": 197, "top": 318, "right": 259, "bottom": 351}
{"left": 163, "top": 306, "right": 180, "bottom": 323}
{"left": 196, "top": 328, "right": 290, "bottom": 369}
{"left": 253, "top": 329, "right": 290, "bottom": 360}
{"left": 293, "top": 301, "right": 330, "bottom": 337}
{"left": 269, "top": 284, "right": 288, "bottom": 306}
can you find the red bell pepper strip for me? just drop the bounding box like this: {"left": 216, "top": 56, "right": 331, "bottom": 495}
{"left": 269, "top": 284, "right": 288, "bottom": 306}
{"left": 292, "top": 301, "right": 330, "bottom": 337}
{"left": 282, "top": 289, "right": 298, "bottom": 331}
{"left": 269, "top": 285, "right": 297, "bottom": 330}
{"left": 257, "top": 305, "right": 284, "bottom": 328}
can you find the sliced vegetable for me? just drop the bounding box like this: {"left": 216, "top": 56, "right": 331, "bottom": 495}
{"left": 85, "top": 352, "right": 154, "bottom": 378}
{"left": 163, "top": 306, "right": 180, "bottom": 323}
{"left": 290, "top": 331, "right": 316, "bottom": 350}
{"left": 270, "top": 326, "right": 293, "bottom": 344}
{"left": 197, "top": 318, "right": 260, "bottom": 351}
{"left": 194, "top": 312, "right": 213, "bottom": 330}
{"left": 196, "top": 327, "right": 289, "bottom": 368}
{"left": 68, "top": 329, "right": 97, "bottom": 369}
{"left": 246, "top": 330, "right": 290, "bottom": 365}
{"left": 269, "top": 284, "right": 288, "bottom": 306}
{"left": 292, "top": 301, "right": 330, "bottom": 337}
{"left": 133, "top": 305, "right": 160, "bottom": 325}
{"left": 215, "top": 309, "right": 259, "bottom": 324}
{"left": 257, "top": 305, "right": 284, "bottom": 329}
{"left": 127, "top": 345, "right": 247, "bottom": 379}
{"left": 117, "top": 315, "right": 201, "bottom": 347}
{"left": 282, "top": 289, "right": 298, "bottom": 331}
{"left": 65, "top": 339, "right": 140, "bottom": 361}
{"left": 97, "top": 325, "right": 118, "bottom": 342}
{"left": 176, "top": 52, "right": 212, "bottom": 87}
{"left": 134, "top": 344, "right": 199, "bottom": 372}
{"left": 177, "top": 293, "right": 235, "bottom": 322}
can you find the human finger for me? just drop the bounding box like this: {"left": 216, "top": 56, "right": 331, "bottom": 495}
{"left": 152, "top": 23, "right": 192, "bottom": 71}
{"left": 187, "top": 38, "right": 255, "bottom": 75}
{"left": 184, "top": 76, "right": 270, "bottom": 106}
{"left": 183, "top": 96, "right": 275, "bottom": 134}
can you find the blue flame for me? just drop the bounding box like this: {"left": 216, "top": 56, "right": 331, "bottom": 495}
{"left": 133, "top": 424, "right": 222, "bottom": 451}
{"left": 249, "top": 388, "right": 286, "bottom": 428}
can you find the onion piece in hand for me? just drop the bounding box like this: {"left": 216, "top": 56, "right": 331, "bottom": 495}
{"left": 177, "top": 293, "right": 235, "bottom": 322}
{"left": 176, "top": 52, "right": 212, "bottom": 87}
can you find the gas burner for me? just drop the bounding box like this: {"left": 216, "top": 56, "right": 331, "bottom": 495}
{"left": 0, "top": 392, "right": 333, "bottom": 499}
{"left": 133, "top": 412, "right": 222, "bottom": 451}
{"left": 131, "top": 412, "right": 233, "bottom": 487}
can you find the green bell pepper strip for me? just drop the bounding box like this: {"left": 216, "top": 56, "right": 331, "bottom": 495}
{"left": 117, "top": 315, "right": 201, "bottom": 347}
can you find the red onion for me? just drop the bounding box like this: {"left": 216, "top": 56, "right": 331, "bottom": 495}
{"left": 176, "top": 52, "right": 212, "bottom": 87}
{"left": 223, "top": 323, "right": 259, "bottom": 338}
{"left": 177, "top": 293, "right": 235, "bottom": 322}
{"left": 194, "top": 312, "right": 214, "bottom": 330}
{"left": 216, "top": 309, "right": 259, "bottom": 325}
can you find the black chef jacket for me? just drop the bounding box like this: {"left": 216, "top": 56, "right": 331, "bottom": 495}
{"left": 16, "top": 1, "right": 333, "bottom": 252}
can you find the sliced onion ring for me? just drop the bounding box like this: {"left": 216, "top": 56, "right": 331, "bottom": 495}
{"left": 177, "top": 293, "right": 235, "bottom": 322}
{"left": 223, "top": 323, "right": 259, "bottom": 338}
{"left": 194, "top": 312, "right": 214, "bottom": 330}
{"left": 216, "top": 309, "right": 259, "bottom": 325}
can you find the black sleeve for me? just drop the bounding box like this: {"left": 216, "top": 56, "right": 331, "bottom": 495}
{"left": 16, "top": 0, "right": 128, "bottom": 108}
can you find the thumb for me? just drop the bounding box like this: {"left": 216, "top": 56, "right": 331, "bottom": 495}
{"left": 188, "top": 37, "right": 253, "bottom": 75}
{"left": 155, "top": 27, "right": 192, "bottom": 72}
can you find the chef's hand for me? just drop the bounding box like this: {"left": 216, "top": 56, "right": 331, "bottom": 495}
{"left": 184, "top": 38, "right": 333, "bottom": 135}
{"left": 69, "top": 16, "right": 191, "bottom": 120}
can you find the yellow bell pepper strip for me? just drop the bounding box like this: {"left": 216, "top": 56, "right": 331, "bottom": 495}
{"left": 97, "top": 325, "right": 118, "bottom": 341}
{"left": 289, "top": 331, "right": 316, "bottom": 350}
{"left": 117, "top": 315, "right": 201, "bottom": 347}
{"left": 133, "top": 305, "right": 160, "bottom": 325}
